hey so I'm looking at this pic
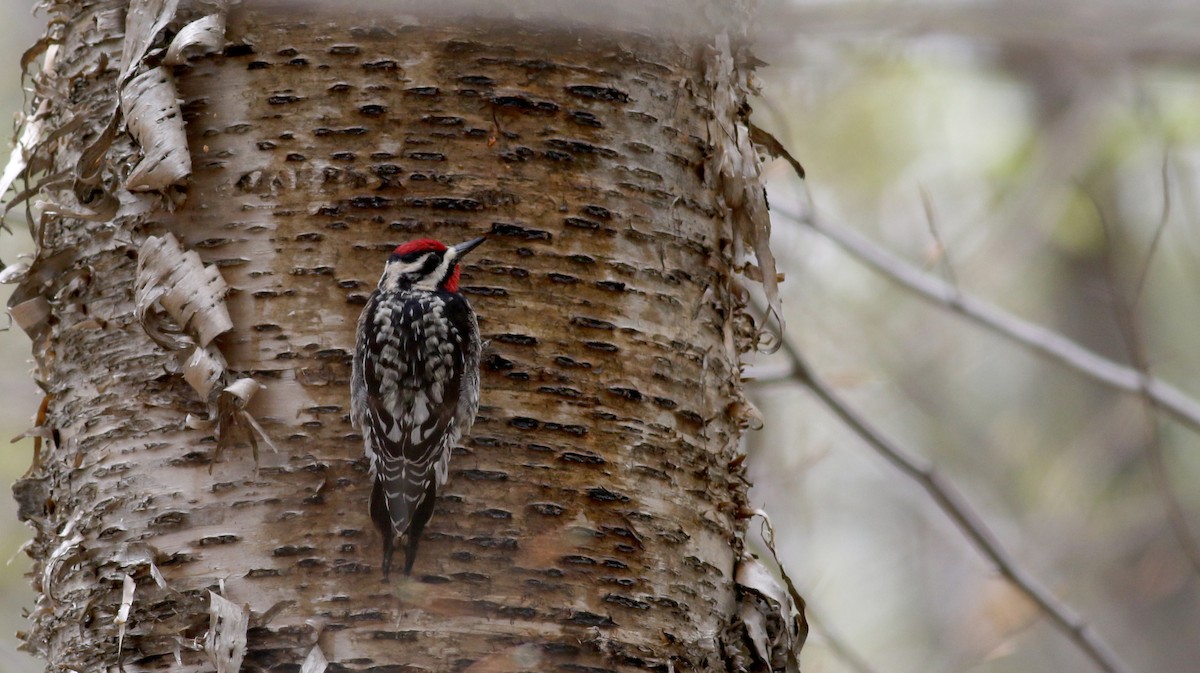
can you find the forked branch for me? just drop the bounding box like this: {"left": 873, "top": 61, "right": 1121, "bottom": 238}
{"left": 775, "top": 205, "right": 1200, "bottom": 435}
{"left": 761, "top": 311, "right": 1132, "bottom": 673}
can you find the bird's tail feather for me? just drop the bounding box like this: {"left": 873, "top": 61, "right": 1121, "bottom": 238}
{"left": 370, "top": 460, "right": 439, "bottom": 577}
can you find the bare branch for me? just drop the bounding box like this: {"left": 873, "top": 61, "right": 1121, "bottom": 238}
{"left": 1085, "top": 184, "right": 1200, "bottom": 577}
{"left": 774, "top": 205, "right": 1200, "bottom": 435}
{"left": 760, "top": 308, "right": 1133, "bottom": 673}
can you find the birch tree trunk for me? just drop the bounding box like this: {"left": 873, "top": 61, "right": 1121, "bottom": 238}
{"left": 5, "top": 1, "right": 799, "bottom": 671}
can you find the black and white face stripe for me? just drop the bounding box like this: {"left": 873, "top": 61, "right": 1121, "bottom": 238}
{"left": 378, "top": 249, "right": 459, "bottom": 292}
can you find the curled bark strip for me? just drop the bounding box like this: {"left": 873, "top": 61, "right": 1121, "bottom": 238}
{"left": 183, "top": 345, "right": 226, "bottom": 398}
{"left": 120, "top": 0, "right": 181, "bottom": 80}
{"left": 190, "top": 377, "right": 277, "bottom": 471}
{"left": 164, "top": 12, "right": 228, "bottom": 65}
{"left": 114, "top": 573, "right": 135, "bottom": 667}
{"left": 216, "top": 377, "right": 279, "bottom": 467}
{"left": 9, "top": 296, "right": 51, "bottom": 341}
{"left": 135, "top": 233, "right": 232, "bottom": 350}
{"left": 755, "top": 510, "right": 809, "bottom": 652}
{"left": 137, "top": 234, "right": 275, "bottom": 461}
{"left": 40, "top": 192, "right": 120, "bottom": 222}
{"left": 0, "top": 99, "right": 49, "bottom": 208}
{"left": 0, "top": 262, "right": 30, "bottom": 285}
{"left": 732, "top": 549, "right": 804, "bottom": 673}
{"left": 149, "top": 562, "right": 177, "bottom": 593}
{"left": 120, "top": 67, "right": 192, "bottom": 191}
{"left": 300, "top": 644, "right": 328, "bottom": 673}
{"left": 748, "top": 122, "right": 805, "bottom": 179}
{"left": 707, "top": 32, "right": 783, "bottom": 352}
{"left": 42, "top": 511, "right": 85, "bottom": 605}
{"left": 205, "top": 590, "right": 248, "bottom": 673}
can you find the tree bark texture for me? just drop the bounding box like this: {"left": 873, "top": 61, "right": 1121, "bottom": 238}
{"left": 8, "top": 1, "right": 789, "bottom": 672}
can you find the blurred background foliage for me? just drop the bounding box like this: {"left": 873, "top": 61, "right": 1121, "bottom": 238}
{"left": 2, "top": 1, "right": 1199, "bottom": 672}
{"left": 749, "top": 2, "right": 1200, "bottom": 673}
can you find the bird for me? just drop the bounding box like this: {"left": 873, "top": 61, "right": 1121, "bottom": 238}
{"left": 351, "top": 236, "right": 485, "bottom": 577}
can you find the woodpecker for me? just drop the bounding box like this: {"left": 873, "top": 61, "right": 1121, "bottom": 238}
{"left": 351, "top": 236, "right": 485, "bottom": 577}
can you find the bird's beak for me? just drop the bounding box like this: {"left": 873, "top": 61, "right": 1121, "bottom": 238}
{"left": 451, "top": 236, "right": 487, "bottom": 259}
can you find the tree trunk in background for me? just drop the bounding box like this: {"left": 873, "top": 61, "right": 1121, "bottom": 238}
{"left": 8, "top": 1, "right": 791, "bottom": 671}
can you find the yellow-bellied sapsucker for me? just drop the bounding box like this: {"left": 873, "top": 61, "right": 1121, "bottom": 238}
{"left": 351, "top": 236, "right": 485, "bottom": 577}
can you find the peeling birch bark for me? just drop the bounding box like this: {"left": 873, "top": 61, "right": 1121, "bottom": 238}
{"left": 6, "top": 1, "right": 793, "bottom": 672}
{"left": 135, "top": 232, "right": 232, "bottom": 350}
{"left": 121, "top": 67, "right": 193, "bottom": 190}
{"left": 164, "top": 11, "right": 228, "bottom": 65}
{"left": 205, "top": 590, "right": 249, "bottom": 673}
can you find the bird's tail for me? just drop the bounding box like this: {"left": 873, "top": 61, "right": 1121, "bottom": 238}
{"left": 369, "top": 461, "right": 439, "bottom": 577}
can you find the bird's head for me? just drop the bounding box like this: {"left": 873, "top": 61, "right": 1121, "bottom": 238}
{"left": 378, "top": 236, "right": 487, "bottom": 293}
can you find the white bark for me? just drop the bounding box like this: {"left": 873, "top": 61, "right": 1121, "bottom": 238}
{"left": 6, "top": 1, "right": 790, "bottom": 671}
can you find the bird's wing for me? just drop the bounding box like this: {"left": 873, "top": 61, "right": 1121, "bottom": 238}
{"left": 359, "top": 293, "right": 468, "bottom": 529}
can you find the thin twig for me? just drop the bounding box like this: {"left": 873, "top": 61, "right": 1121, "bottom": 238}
{"left": 918, "top": 185, "right": 960, "bottom": 290}
{"left": 762, "top": 312, "right": 1133, "bottom": 673}
{"left": 1139, "top": 400, "right": 1200, "bottom": 576}
{"left": 744, "top": 364, "right": 799, "bottom": 386}
{"left": 804, "top": 603, "right": 886, "bottom": 673}
{"left": 775, "top": 204, "right": 1200, "bottom": 435}
{"left": 1131, "top": 148, "right": 1172, "bottom": 309}
{"left": 1085, "top": 184, "right": 1200, "bottom": 576}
